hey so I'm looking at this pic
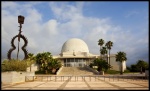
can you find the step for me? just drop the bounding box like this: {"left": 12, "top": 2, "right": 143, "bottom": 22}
{"left": 58, "top": 67, "right": 95, "bottom": 75}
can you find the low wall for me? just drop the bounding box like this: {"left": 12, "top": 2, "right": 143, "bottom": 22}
{"left": 85, "top": 66, "right": 99, "bottom": 75}
{"left": 26, "top": 64, "right": 39, "bottom": 72}
{"left": 56, "top": 66, "right": 64, "bottom": 75}
{"left": 145, "top": 70, "right": 149, "bottom": 76}
{"left": 2, "top": 71, "right": 35, "bottom": 85}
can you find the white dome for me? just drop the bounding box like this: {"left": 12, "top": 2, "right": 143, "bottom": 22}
{"left": 61, "top": 38, "right": 89, "bottom": 53}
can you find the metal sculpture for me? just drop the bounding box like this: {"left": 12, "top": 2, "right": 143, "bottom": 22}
{"left": 7, "top": 15, "right": 28, "bottom": 60}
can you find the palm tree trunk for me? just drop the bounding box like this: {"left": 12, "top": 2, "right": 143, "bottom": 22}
{"left": 30, "top": 65, "right": 31, "bottom": 72}
{"left": 109, "top": 50, "right": 110, "bottom": 69}
{"left": 45, "top": 70, "right": 48, "bottom": 74}
{"left": 98, "top": 66, "right": 102, "bottom": 72}
{"left": 98, "top": 67, "right": 104, "bottom": 75}
{"left": 52, "top": 68, "right": 56, "bottom": 74}
{"left": 140, "top": 67, "right": 143, "bottom": 74}
{"left": 100, "top": 46, "right": 101, "bottom": 58}
{"left": 120, "top": 62, "right": 123, "bottom": 75}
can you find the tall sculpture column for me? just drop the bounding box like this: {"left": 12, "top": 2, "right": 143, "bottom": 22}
{"left": 7, "top": 15, "right": 28, "bottom": 60}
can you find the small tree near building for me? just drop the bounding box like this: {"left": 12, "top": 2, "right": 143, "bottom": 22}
{"left": 136, "top": 60, "right": 148, "bottom": 74}
{"left": 115, "top": 51, "right": 127, "bottom": 75}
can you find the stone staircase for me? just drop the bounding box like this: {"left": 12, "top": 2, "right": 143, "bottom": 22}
{"left": 57, "top": 67, "right": 97, "bottom": 76}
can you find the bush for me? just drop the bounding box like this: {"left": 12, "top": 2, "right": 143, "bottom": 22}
{"left": 105, "top": 70, "right": 120, "bottom": 74}
{"left": 130, "top": 64, "right": 139, "bottom": 72}
{"left": 35, "top": 70, "right": 55, "bottom": 74}
{"left": 124, "top": 69, "right": 130, "bottom": 73}
{"left": 145, "top": 66, "right": 149, "bottom": 70}
{"left": 35, "top": 70, "right": 46, "bottom": 74}
{"left": 89, "top": 63, "right": 93, "bottom": 68}
{"left": 1, "top": 59, "right": 28, "bottom": 72}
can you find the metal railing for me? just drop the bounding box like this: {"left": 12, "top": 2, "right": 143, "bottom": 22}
{"left": 25, "top": 75, "right": 149, "bottom": 82}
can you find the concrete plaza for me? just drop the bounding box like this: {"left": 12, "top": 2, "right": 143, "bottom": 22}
{"left": 2, "top": 75, "right": 149, "bottom": 90}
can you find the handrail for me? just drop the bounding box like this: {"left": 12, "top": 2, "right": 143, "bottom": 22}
{"left": 25, "top": 75, "right": 148, "bottom": 82}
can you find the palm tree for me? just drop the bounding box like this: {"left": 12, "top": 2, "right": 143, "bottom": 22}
{"left": 115, "top": 51, "right": 127, "bottom": 75}
{"left": 100, "top": 47, "right": 107, "bottom": 60}
{"left": 136, "top": 60, "right": 148, "bottom": 74}
{"left": 98, "top": 39, "right": 104, "bottom": 58}
{"left": 105, "top": 41, "right": 113, "bottom": 67}
{"left": 48, "top": 59, "right": 62, "bottom": 74}
{"left": 35, "top": 52, "right": 53, "bottom": 73}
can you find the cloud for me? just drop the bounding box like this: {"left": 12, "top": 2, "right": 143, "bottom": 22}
{"left": 2, "top": 2, "right": 148, "bottom": 67}
{"left": 125, "top": 11, "right": 139, "bottom": 18}
{"left": 2, "top": 2, "right": 19, "bottom": 9}
{"left": 49, "top": 2, "right": 83, "bottom": 21}
{"left": 42, "top": 19, "right": 58, "bottom": 35}
{"left": 49, "top": 2, "right": 148, "bottom": 66}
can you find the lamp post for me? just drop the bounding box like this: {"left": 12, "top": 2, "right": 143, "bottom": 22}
{"left": 18, "top": 15, "right": 25, "bottom": 24}
{"left": 7, "top": 15, "right": 28, "bottom": 60}
{"left": 17, "top": 15, "right": 25, "bottom": 60}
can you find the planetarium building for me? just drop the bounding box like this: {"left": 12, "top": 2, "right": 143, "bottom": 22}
{"left": 58, "top": 38, "right": 97, "bottom": 67}
{"left": 54, "top": 38, "right": 126, "bottom": 71}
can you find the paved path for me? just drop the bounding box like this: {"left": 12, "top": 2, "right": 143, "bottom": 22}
{"left": 2, "top": 76, "right": 149, "bottom": 90}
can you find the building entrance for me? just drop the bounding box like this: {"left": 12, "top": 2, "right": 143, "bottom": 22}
{"left": 64, "top": 58, "right": 86, "bottom": 67}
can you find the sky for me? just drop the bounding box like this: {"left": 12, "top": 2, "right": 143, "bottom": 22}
{"left": 1, "top": 1, "right": 149, "bottom": 66}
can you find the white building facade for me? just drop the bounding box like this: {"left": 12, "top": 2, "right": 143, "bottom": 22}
{"left": 53, "top": 38, "right": 126, "bottom": 72}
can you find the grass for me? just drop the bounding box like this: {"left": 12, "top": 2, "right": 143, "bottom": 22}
{"left": 91, "top": 68, "right": 120, "bottom": 74}
{"left": 105, "top": 70, "right": 120, "bottom": 74}
{"left": 105, "top": 69, "right": 140, "bottom": 74}
{"left": 123, "top": 69, "right": 131, "bottom": 73}
{"left": 92, "top": 68, "right": 122, "bottom": 74}
{"left": 90, "top": 66, "right": 142, "bottom": 75}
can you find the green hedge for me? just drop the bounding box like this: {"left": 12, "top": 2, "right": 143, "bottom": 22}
{"left": 105, "top": 70, "right": 120, "bottom": 74}
{"left": 35, "top": 70, "right": 46, "bottom": 74}
{"left": 2, "top": 59, "right": 28, "bottom": 72}
{"left": 123, "top": 69, "right": 130, "bottom": 73}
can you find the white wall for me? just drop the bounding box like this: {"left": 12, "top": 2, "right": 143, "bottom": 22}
{"left": 109, "top": 55, "right": 126, "bottom": 71}
{"left": 54, "top": 54, "right": 127, "bottom": 72}
{"left": 2, "top": 71, "right": 34, "bottom": 85}
{"left": 26, "top": 64, "right": 39, "bottom": 72}
{"left": 56, "top": 66, "right": 64, "bottom": 75}
{"left": 145, "top": 70, "right": 149, "bottom": 76}
{"left": 122, "top": 61, "right": 126, "bottom": 72}
{"left": 109, "top": 55, "right": 119, "bottom": 71}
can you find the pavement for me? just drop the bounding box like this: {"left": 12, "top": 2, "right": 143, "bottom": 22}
{"left": 1, "top": 75, "right": 149, "bottom": 90}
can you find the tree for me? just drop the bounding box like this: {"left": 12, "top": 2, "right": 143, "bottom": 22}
{"left": 35, "top": 52, "right": 53, "bottom": 73}
{"left": 48, "top": 59, "right": 62, "bottom": 73}
{"left": 136, "top": 60, "right": 148, "bottom": 74}
{"left": 98, "top": 39, "right": 104, "bottom": 57}
{"left": 100, "top": 47, "right": 107, "bottom": 60}
{"left": 92, "top": 58, "right": 111, "bottom": 73}
{"left": 105, "top": 41, "right": 113, "bottom": 67}
{"left": 115, "top": 51, "right": 127, "bottom": 75}
{"left": 130, "top": 64, "right": 139, "bottom": 72}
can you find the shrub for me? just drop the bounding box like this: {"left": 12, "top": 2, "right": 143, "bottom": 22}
{"left": 105, "top": 70, "right": 120, "bottom": 74}
{"left": 35, "top": 70, "right": 45, "bottom": 74}
{"left": 89, "top": 63, "right": 93, "bottom": 68}
{"left": 145, "top": 66, "right": 149, "bottom": 70}
{"left": 124, "top": 69, "right": 130, "bottom": 73}
{"left": 1, "top": 59, "right": 28, "bottom": 72}
{"left": 35, "top": 70, "right": 54, "bottom": 74}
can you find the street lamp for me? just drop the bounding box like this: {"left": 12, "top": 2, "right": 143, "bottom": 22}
{"left": 7, "top": 15, "right": 28, "bottom": 60}
{"left": 18, "top": 15, "right": 25, "bottom": 24}
{"left": 17, "top": 15, "right": 25, "bottom": 60}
